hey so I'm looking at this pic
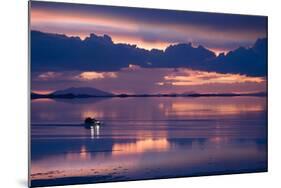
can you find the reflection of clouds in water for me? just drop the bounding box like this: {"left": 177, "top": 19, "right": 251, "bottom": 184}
{"left": 64, "top": 145, "right": 91, "bottom": 161}
{"left": 30, "top": 96, "right": 267, "bottom": 183}
{"left": 31, "top": 136, "right": 267, "bottom": 181}
{"left": 31, "top": 97, "right": 267, "bottom": 124}
{"left": 32, "top": 99, "right": 57, "bottom": 121}
{"left": 81, "top": 110, "right": 104, "bottom": 120}
{"left": 112, "top": 138, "right": 170, "bottom": 155}
{"left": 65, "top": 138, "right": 170, "bottom": 160}
{"left": 32, "top": 98, "right": 55, "bottom": 103}
{"left": 157, "top": 97, "right": 265, "bottom": 117}
{"left": 79, "top": 146, "right": 90, "bottom": 160}
{"left": 37, "top": 112, "right": 57, "bottom": 121}
{"left": 81, "top": 109, "right": 118, "bottom": 121}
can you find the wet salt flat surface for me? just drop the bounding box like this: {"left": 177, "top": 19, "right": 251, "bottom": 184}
{"left": 30, "top": 97, "right": 267, "bottom": 187}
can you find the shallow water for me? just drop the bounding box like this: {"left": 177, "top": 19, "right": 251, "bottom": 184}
{"left": 30, "top": 97, "right": 267, "bottom": 187}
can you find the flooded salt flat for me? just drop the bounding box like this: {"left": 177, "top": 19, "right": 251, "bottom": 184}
{"left": 30, "top": 97, "right": 267, "bottom": 187}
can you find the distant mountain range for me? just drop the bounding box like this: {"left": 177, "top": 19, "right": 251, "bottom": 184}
{"left": 52, "top": 87, "right": 113, "bottom": 96}
{"left": 31, "top": 87, "right": 267, "bottom": 99}
{"left": 32, "top": 87, "right": 113, "bottom": 99}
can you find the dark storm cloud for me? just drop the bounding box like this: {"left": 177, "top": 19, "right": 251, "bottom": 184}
{"left": 31, "top": 30, "right": 267, "bottom": 76}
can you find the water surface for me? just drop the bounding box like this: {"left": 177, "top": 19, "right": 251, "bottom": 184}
{"left": 30, "top": 97, "right": 267, "bottom": 187}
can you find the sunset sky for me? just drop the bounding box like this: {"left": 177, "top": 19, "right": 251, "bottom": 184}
{"left": 30, "top": 1, "right": 267, "bottom": 94}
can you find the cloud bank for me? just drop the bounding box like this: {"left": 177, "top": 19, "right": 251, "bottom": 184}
{"left": 31, "top": 30, "right": 267, "bottom": 77}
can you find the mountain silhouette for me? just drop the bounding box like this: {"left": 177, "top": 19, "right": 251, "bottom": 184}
{"left": 52, "top": 87, "right": 113, "bottom": 96}
{"left": 31, "top": 90, "right": 266, "bottom": 99}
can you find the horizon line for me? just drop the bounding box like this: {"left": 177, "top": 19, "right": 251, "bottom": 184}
{"left": 31, "top": 90, "right": 267, "bottom": 96}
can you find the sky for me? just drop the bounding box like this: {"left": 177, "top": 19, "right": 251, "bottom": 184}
{"left": 30, "top": 1, "right": 267, "bottom": 54}
{"left": 30, "top": 1, "right": 267, "bottom": 94}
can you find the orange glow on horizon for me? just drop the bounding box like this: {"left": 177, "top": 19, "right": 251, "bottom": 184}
{"left": 162, "top": 70, "right": 265, "bottom": 86}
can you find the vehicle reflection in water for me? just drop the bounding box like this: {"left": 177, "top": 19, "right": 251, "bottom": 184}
{"left": 90, "top": 125, "right": 100, "bottom": 139}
